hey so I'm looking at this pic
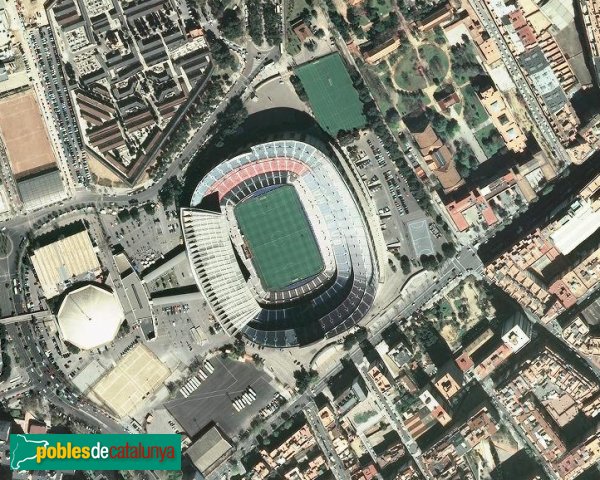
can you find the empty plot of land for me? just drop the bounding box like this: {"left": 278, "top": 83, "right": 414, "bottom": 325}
{"left": 235, "top": 185, "right": 323, "bottom": 290}
{"left": 407, "top": 218, "right": 435, "bottom": 257}
{"left": 0, "top": 91, "right": 56, "bottom": 178}
{"left": 295, "top": 53, "right": 366, "bottom": 135}
{"left": 92, "top": 344, "right": 170, "bottom": 418}
{"left": 165, "top": 356, "right": 277, "bottom": 438}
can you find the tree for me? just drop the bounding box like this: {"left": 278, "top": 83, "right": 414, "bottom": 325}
{"left": 433, "top": 26, "right": 446, "bottom": 45}
{"left": 290, "top": 75, "right": 308, "bottom": 102}
{"left": 293, "top": 367, "right": 318, "bottom": 393}
{"left": 65, "top": 342, "right": 80, "bottom": 355}
{"left": 324, "top": 0, "right": 351, "bottom": 41}
{"left": 385, "top": 108, "right": 400, "bottom": 125}
{"left": 119, "top": 320, "right": 131, "bottom": 336}
{"left": 263, "top": 1, "right": 282, "bottom": 45}
{"left": 400, "top": 255, "right": 411, "bottom": 274}
{"left": 304, "top": 39, "right": 317, "bottom": 51}
{"left": 117, "top": 209, "right": 131, "bottom": 222}
{"left": 143, "top": 203, "right": 156, "bottom": 215}
{"left": 211, "top": 96, "right": 248, "bottom": 147}
{"left": 219, "top": 8, "right": 244, "bottom": 40}
{"left": 159, "top": 177, "right": 184, "bottom": 207}
{"left": 441, "top": 242, "right": 456, "bottom": 258}
{"left": 205, "top": 30, "right": 236, "bottom": 70}
{"left": 247, "top": 0, "right": 264, "bottom": 45}
{"left": 420, "top": 254, "right": 438, "bottom": 270}
{"left": 130, "top": 207, "right": 140, "bottom": 220}
{"left": 343, "top": 334, "right": 357, "bottom": 350}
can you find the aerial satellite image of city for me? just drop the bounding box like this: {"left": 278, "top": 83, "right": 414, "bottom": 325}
{"left": 1, "top": 0, "right": 600, "bottom": 477}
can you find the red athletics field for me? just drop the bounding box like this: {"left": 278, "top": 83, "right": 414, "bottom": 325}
{"left": 0, "top": 91, "right": 56, "bottom": 178}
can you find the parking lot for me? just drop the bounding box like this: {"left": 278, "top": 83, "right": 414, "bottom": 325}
{"left": 29, "top": 26, "right": 87, "bottom": 186}
{"left": 101, "top": 202, "right": 182, "bottom": 272}
{"left": 347, "top": 132, "right": 445, "bottom": 263}
{"left": 165, "top": 356, "right": 277, "bottom": 438}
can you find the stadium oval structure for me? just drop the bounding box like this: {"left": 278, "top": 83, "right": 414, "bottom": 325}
{"left": 182, "top": 140, "right": 379, "bottom": 348}
{"left": 57, "top": 284, "right": 125, "bottom": 350}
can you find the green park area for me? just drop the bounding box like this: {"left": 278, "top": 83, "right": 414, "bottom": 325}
{"left": 475, "top": 124, "right": 505, "bottom": 158}
{"left": 0, "top": 233, "right": 10, "bottom": 256}
{"left": 296, "top": 53, "right": 366, "bottom": 135}
{"left": 369, "top": 0, "right": 393, "bottom": 16}
{"left": 393, "top": 43, "right": 449, "bottom": 91}
{"left": 393, "top": 45, "right": 427, "bottom": 91}
{"left": 461, "top": 85, "right": 489, "bottom": 129}
{"left": 418, "top": 44, "right": 449, "bottom": 84}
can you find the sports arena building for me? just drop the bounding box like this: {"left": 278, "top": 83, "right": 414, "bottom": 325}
{"left": 182, "top": 140, "right": 380, "bottom": 347}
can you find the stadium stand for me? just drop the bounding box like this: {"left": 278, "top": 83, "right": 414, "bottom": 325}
{"left": 182, "top": 141, "right": 378, "bottom": 347}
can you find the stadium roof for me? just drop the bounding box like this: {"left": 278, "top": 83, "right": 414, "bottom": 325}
{"left": 186, "top": 425, "right": 233, "bottom": 475}
{"left": 185, "top": 140, "right": 378, "bottom": 348}
{"left": 57, "top": 284, "right": 124, "bottom": 350}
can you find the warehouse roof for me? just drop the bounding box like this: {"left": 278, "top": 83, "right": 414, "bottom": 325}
{"left": 31, "top": 230, "right": 101, "bottom": 298}
{"left": 187, "top": 425, "right": 233, "bottom": 475}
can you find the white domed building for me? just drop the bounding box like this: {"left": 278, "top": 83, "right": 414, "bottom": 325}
{"left": 57, "top": 284, "right": 125, "bottom": 350}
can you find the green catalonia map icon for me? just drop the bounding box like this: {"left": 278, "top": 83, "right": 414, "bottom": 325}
{"left": 10, "top": 435, "right": 49, "bottom": 470}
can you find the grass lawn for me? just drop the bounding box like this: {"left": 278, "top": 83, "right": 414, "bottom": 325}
{"left": 286, "top": 32, "right": 301, "bottom": 55}
{"left": 393, "top": 45, "right": 428, "bottom": 91}
{"left": 418, "top": 44, "right": 449, "bottom": 83}
{"left": 369, "top": 0, "right": 393, "bottom": 16}
{"left": 475, "top": 124, "right": 505, "bottom": 158}
{"left": 370, "top": 66, "right": 395, "bottom": 112}
{"left": 439, "top": 299, "right": 453, "bottom": 318}
{"left": 235, "top": 185, "right": 323, "bottom": 290}
{"left": 397, "top": 90, "right": 429, "bottom": 117}
{"left": 296, "top": 53, "right": 366, "bottom": 135}
{"left": 461, "top": 85, "right": 489, "bottom": 129}
{"left": 287, "top": 0, "right": 309, "bottom": 18}
{"left": 427, "top": 298, "right": 453, "bottom": 321}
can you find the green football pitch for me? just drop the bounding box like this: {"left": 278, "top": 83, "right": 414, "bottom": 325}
{"left": 234, "top": 186, "right": 324, "bottom": 291}
{"left": 295, "top": 53, "right": 366, "bottom": 135}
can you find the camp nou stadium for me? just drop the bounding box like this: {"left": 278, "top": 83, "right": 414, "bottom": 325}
{"left": 181, "top": 140, "right": 379, "bottom": 348}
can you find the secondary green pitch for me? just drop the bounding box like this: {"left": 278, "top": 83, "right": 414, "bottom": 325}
{"left": 234, "top": 185, "right": 324, "bottom": 291}
{"left": 295, "top": 53, "right": 366, "bottom": 135}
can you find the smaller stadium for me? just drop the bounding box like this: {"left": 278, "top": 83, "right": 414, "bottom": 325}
{"left": 182, "top": 140, "right": 379, "bottom": 348}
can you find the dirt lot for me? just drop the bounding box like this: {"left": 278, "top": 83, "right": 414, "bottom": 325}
{"left": 0, "top": 90, "right": 56, "bottom": 178}
{"left": 426, "top": 276, "right": 496, "bottom": 351}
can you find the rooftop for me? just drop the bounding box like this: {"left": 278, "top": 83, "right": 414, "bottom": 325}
{"left": 57, "top": 284, "right": 124, "bottom": 350}
{"left": 187, "top": 425, "right": 233, "bottom": 475}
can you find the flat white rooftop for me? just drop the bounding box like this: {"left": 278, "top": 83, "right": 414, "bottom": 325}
{"left": 550, "top": 201, "right": 600, "bottom": 255}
